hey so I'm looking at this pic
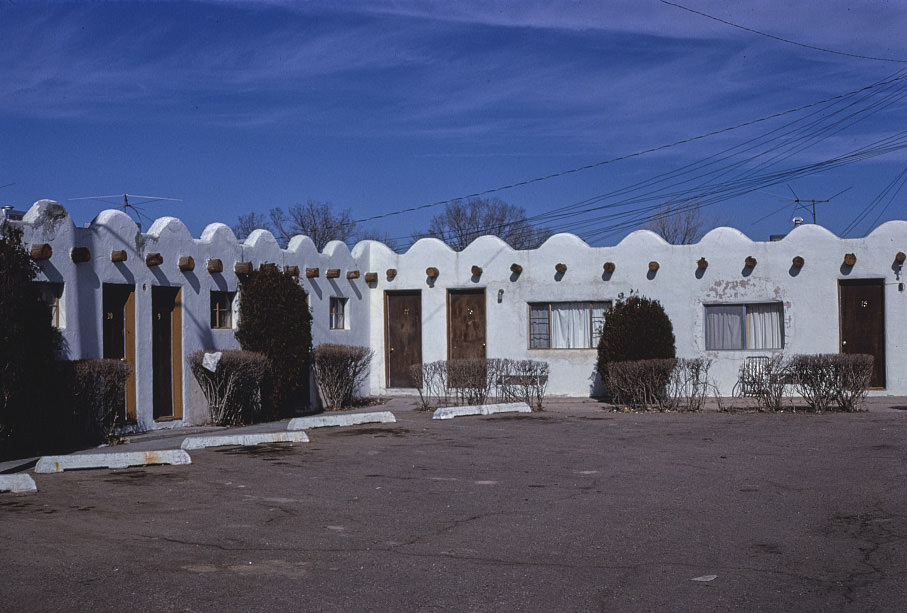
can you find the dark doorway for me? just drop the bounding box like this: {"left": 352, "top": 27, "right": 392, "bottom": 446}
{"left": 102, "top": 284, "right": 136, "bottom": 420}
{"left": 447, "top": 289, "right": 486, "bottom": 361}
{"left": 152, "top": 286, "right": 183, "bottom": 419}
{"left": 839, "top": 279, "right": 885, "bottom": 388}
{"left": 385, "top": 291, "right": 422, "bottom": 388}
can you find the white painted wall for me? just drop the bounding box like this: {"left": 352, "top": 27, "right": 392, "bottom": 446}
{"left": 15, "top": 200, "right": 907, "bottom": 431}
{"left": 17, "top": 201, "right": 373, "bottom": 429}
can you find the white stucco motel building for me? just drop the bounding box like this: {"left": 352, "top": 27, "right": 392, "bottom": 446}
{"left": 9, "top": 200, "right": 906, "bottom": 431}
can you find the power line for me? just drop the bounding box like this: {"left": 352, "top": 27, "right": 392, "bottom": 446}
{"left": 840, "top": 165, "right": 907, "bottom": 236}
{"left": 659, "top": 0, "right": 907, "bottom": 64}
{"left": 354, "top": 70, "right": 907, "bottom": 228}
{"left": 518, "top": 76, "right": 907, "bottom": 234}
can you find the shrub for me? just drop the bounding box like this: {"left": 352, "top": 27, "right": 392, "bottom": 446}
{"left": 313, "top": 344, "right": 373, "bottom": 410}
{"left": 597, "top": 294, "right": 675, "bottom": 381}
{"left": 67, "top": 359, "right": 131, "bottom": 445}
{"left": 735, "top": 354, "right": 790, "bottom": 412}
{"left": 188, "top": 350, "right": 270, "bottom": 425}
{"left": 834, "top": 354, "right": 873, "bottom": 412}
{"left": 411, "top": 360, "right": 449, "bottom": 410}
{"left": 605, "top": 358, "right": 677, "bottom": 410}
{"left": 411, "top": 358, "right": 551, "bottom": 410}
{"left": 446, "top": 358, "right": 493, "bottom": 406}
{"left": 665, "top": 358, "right": 712, "bottom": 412}
{"left": 789, "top": 354, "right": 839, "bottom": 412}
{"left": 789, "top": 353, "right": 873, "bottom": 412}
{"left": 235, "top": 267, "right": 312, "bottom": 417}
{"left": 0, "top": 224, "right": 63, "bottom": 459}
{"left": 497, "top": 359, "right": 550, "bottom": 410}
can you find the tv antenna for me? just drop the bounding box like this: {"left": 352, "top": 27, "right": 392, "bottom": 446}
{"left": 760, "top": 185, "right": 852, "bottom": 224}
{"left": 69, "top": 193, "right": 182, "bottom": 229}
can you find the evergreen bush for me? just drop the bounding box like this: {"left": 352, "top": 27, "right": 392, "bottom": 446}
{"left": 235, "top": 267, "right": 312, "bottom": 417}
{"left": 596, "top": 294, "right": 675, "bottom": 381}
{"left": 0, "top": 224, "right": 63, "bottom": 459}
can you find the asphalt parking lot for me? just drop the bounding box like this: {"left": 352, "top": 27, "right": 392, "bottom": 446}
{"left": 2, "top": 398, "right": 907, "bottom": 611}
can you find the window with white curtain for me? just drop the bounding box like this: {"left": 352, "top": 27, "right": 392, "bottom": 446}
{"left": 529, "top": 301, "right": 611, "bottom": 349}
{"left": 704, "top": 302, "right": 784, "bottom": 350}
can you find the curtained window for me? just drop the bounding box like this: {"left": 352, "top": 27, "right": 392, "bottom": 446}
{"left": 705, "top": 303, "right": 783, "bottom": 350}
{"left": 529, "top": 301, "right": 611, "bottom": 349}
{"left": 330, "top": 297, "right": 348, "bottom": 330}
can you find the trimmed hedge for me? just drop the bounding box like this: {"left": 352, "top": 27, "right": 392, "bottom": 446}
{"left": 66, "top": 359, "right": 131, "bottom": 446}
{"left": 313, "top": 344, "right": 373, "bottom": 410}
{"left": 604, "top": 358, "right": 677, "bottom": 410}
{"left": 789, "top": 353, "right": 873, "bottom": 412}
{"left": 188, "top": 350, "right": 270, "bottom": 425}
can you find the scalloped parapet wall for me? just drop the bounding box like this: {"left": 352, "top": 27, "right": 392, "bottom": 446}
{"left": 13, "top": 200, "right": 907, "bottom": 407}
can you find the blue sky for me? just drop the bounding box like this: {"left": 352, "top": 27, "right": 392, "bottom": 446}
{"left": 2, "top": 0, "right": 906, "bottom": 247}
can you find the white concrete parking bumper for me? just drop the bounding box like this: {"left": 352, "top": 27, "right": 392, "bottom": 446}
{"left": 432, "top": 402, "right": 532, "bottom": 420}
{"left": 0, "top": 474, "right": 38, "bottom": 493}
{"left": 181, "top": 430, "right": 310, "bottom": 450}
{"left": 287, "top": 411, "right": 396, "bottom": 430}
{"left": 34, "top": 450, "right": 192, "bottom": 473}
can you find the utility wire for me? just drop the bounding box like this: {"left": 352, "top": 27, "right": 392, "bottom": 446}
{"left": 840, "top": 164, "right": 907, "bottom": 235}
{"left": 354, "top": 71, "right": 907, "bottom": 227}
{"left": 659, "top": 0, "right": 907, "bottom": 64}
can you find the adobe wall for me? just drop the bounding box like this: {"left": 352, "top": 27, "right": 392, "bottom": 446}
{"left": 17, "top": 201, "right": 373, "bottom": 430}
{"left": 365, "top": 222, "right": 907, "bottom": 398}
{"left": 14, "top": 200, "right": 907, "bottom": 430}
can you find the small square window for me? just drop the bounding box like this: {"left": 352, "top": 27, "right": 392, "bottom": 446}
{"left": 330, "top": 297, "right": 348, "bottom": 330}
{"left": 210, "top": 291, "right": 235, "bottom": 329}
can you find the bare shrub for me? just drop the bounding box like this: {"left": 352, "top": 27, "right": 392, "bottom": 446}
{"left": 412, "top": 358, "right": 551, "bottom": 410}
{"left": 789, "top": 353, "right": 873, "bottom": 412}
{"left": 447, "top": 358, "right": 493, "bottom": 406}
{"left": 789, "top": 354, "right": 839, "bottom": 412}
{"left": 188, "top": 350, "right": 270, "bottom": 425}
{"left": 69, "top": 359, "right": 131, "bottom": 445}
{"left": 835, "top": 354, "right": 873, "bottom": 412}
{"left": 606, "top": 359, "right": 676, "bottom": 410}
{"left": 737, "top": 355, "right": 790, "bottom": 412}
{"left": 313, "top": 344, "right": 373, "bottom": 410}
{"left": 411, "top": 360, "right": 449, "bottom": 410}
{"left": 666, "top": 358, "right": 712, "bottom": 411}
{"left": 497, "top": 359, "right": 550, "bottom": 409}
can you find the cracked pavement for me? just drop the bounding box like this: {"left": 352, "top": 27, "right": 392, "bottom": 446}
{"left": 2, "top": 401, "right": 907, "bottom": 611}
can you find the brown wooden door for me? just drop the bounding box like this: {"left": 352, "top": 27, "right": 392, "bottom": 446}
{"left": 152, "top": 286, "right": 183, "bottom": 419}
{"left": 448, "top": 289, "right": 486, "bottom": 360}
{"left": 385, "top": 291, "right": 422, "bottom": 387}
{"left": 839, "top": 279, "right": 885, "bottom": 388}
{"left": 102, "top": 284, "right": 137, "bottom": 420}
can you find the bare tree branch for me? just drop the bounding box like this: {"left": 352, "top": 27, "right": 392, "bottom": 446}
{"left": 233, "top": 212, "right": 272, "bottom": 240}
{"left": 647, "top": 202, "right": 707, "bottom": 244}
{"left": 420, "top": 197, "right": 551, "bottom": 250}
